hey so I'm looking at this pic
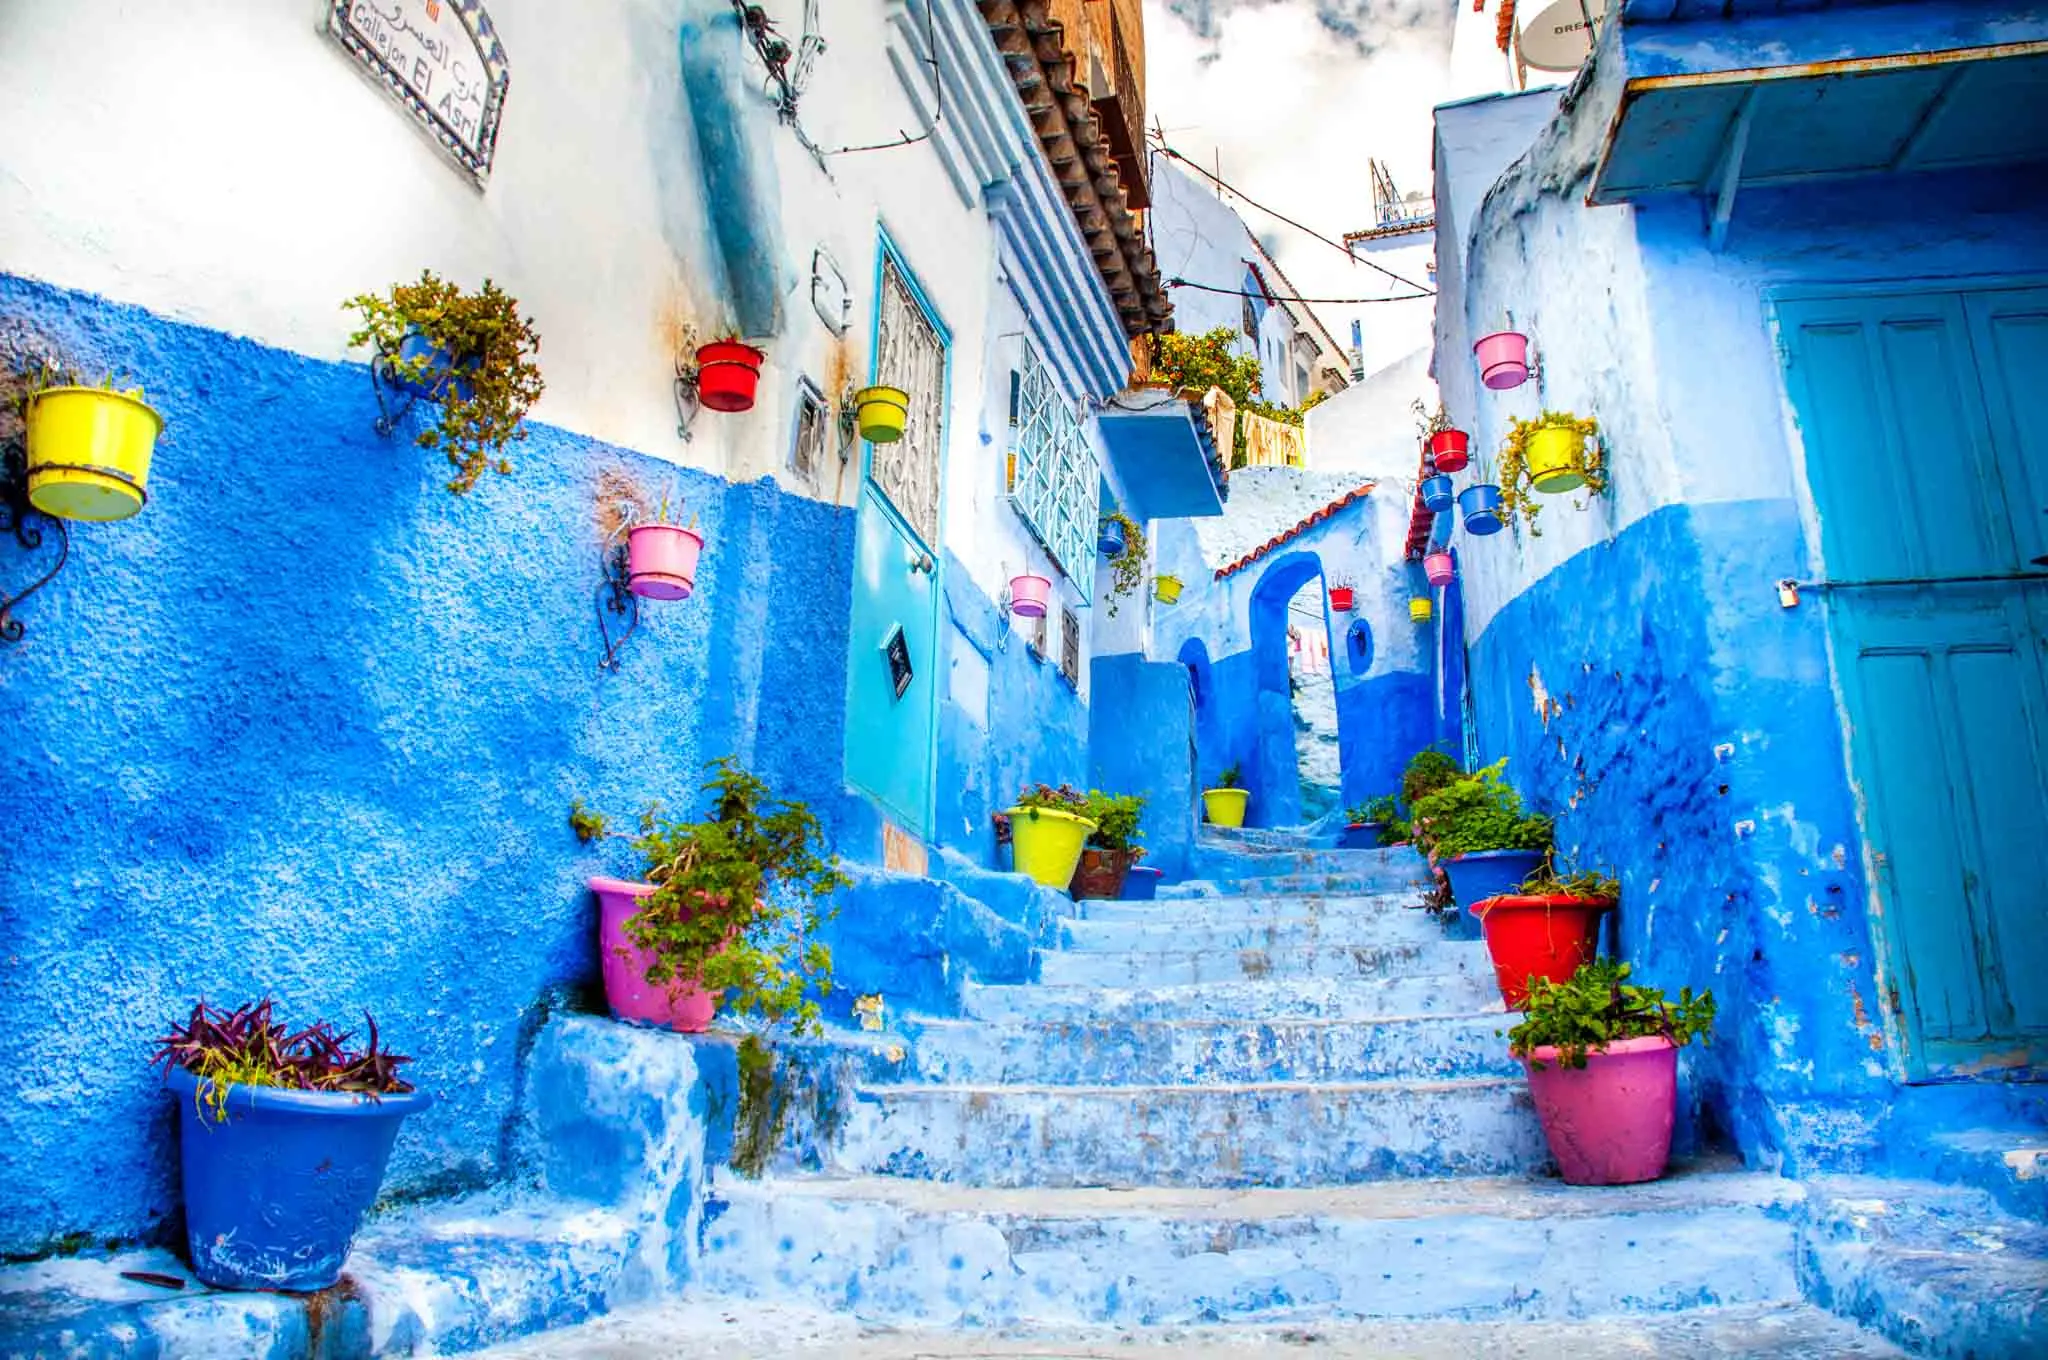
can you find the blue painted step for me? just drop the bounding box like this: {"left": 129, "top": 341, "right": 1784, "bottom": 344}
{"left": 1035, "top": 936, "right": 1487, "bottom": 988}
{"left": 963, "top": 971, "right": 1503, "bottom": 1023}
{"left": 1163, "top": 869, "right": 1430, "bottom": 900}
{"left": 1063, "top": 897, "right": 1449, "bottom": 949}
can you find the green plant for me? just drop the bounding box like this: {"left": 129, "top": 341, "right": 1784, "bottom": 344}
{"left": 1012, "top": 782, "right": 1089, "bottom": 815}
{"left": 1081, "top": 790, "right": 1146, "bottom": 852}
{"left": 1507, "top": 959, "right": 1716, "bottom": 1071}
{"left": 1399, "top": 748, "right": 1463, "bottom": 810}
{"left": 1518, "top": 859, "right": 1621, "bottom": 900}
{"left": 1408, "top": 758, "right": 1553, "bottom": 859}
{"left": 1102, "top": 511, "right": 1147, "bottom": 616}
{"left": 345, "top": 270, "right": 545, "bottom": 494}
{"left": 1413, "top": 398, "right": 1456, "bottom": 441}
{"left": 153, "top": 1000, "right": 413, "bottom": 1123}
{"left": 1151, "top": 327, "right": 1325, "bottom": 468}
{"left": 1347, "top": 793, "right": 1400, "bottom": 825}
{"left": 1214, "top": 762, "right": 1243, "bottom": 790}
{"left": 1497, "top": 410, "right": 1605, "bottom": 535}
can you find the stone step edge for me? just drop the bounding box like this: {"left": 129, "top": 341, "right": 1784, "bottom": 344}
{"left": 903, "top": 1011, "right": 1510, "bottom": 1034}
{"left": 850, "top": 1075, "right": 1527, "bottom": 1098}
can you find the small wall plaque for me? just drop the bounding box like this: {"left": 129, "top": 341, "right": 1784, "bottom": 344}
{"left": 882, "top": 624, "right": 914, "bottom": 701}
{"left": 326, "top": 0, "right": 510, "bottom": 187}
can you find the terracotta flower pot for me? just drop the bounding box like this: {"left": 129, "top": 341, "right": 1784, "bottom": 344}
{"left": 1069, "top": 847, "right": 1135, "bottom": 900}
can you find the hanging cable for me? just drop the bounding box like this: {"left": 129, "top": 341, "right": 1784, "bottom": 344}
{"left": 829, "top": 0, "right": 945, "bottom": 155}
{"left": 1167, "top": 277, "right": 1434, "bottom": 306}
{"left": 1149, "top": 139, "right": 1438, "bottom": 296}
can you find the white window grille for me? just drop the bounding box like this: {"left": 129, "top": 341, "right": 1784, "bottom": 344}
{"left": 1059, "top": 605, "right": 1081, "bottom": 685}
{"left": 790, "top": 379, "right": 827, "bottom": 483}
{"left": 1009, "top": 342, "right": 1099, "bottom": 601}
{"left": 872, "top": 256, "right": 946, "bottom": 546}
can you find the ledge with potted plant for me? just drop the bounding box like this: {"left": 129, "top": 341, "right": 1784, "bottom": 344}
{"left": 1203, "top": 763, "right": 1249, "bottom": 828}
{"left": 1005, "top": 782, "right": 1097, "bottom": 889}
{"left": 1408, "top": 758, "right": 1552, "bottom": 940}
{"left": 1507, "top": 959, "right": 1716, "bottom": 1185}
{"left": 1341, "top": 793, "right": 1400, "bottom": 849}
{"left": 1498, "top": 410, "right": 1606, "bottom": 535}
{"left": 153, "top": 999, "right": 428, "bottom": 1291}
{"left": 1471, "top": 861, "right": 1618, "bottom": 1009}
{"left": 346, "top": 271, "right": 545, "bottom": 495}
{"left": 1071, "top": 790, "right": 1146, "bottom": 899}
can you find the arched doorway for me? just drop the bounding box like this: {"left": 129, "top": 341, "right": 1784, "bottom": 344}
{"left": 1247, "top": 550, "right": 1345, "bottom": 827}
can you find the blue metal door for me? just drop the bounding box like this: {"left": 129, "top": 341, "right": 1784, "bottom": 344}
{"left": 1777, "top": 285, "right": 2048, "bottom": 1079}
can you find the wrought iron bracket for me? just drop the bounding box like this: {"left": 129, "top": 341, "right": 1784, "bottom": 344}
{"left": 369, "top": 350, "right": 424, "bottom": 438}
{"left": 673, "top": 353, "right": 701, "bottom": 443}
{"left": 0, "top": 439, "right": 70, "bottom": 646}
{"left": 596, "top": 538, "right": 640, "bottom": 674}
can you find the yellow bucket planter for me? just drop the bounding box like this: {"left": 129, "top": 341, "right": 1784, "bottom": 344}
{"left": 25, "top": 386, "right": 164, "bottom": 522}
{"left": 1410, "top": 598, "right": 1433, "bottom": 623}
{"left": 1153, "top": 574, "right": 1184, "bottom": 605}
{"left": 1202, "top": 787, "right": 1250, "bottom": 827}
{"left": 1525, "top": 423, "right": 1587, "bottom": 493}
{"left": 853, "top": 386, "right": 910, "bottom": 444}
{"left": 1007, "top": 806, "right": 1098, "bottom": 888}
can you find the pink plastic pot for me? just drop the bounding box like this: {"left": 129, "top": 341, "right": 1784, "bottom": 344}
{"left": 1473, "top": 331, "right": 1531, "bottom": 391}
{"left": 1423, "top": 551, "right": 1455, "bottom": 587}
{"left": 627, "top": 524, "right": 704, "bottom": 601}
{"left": 590, "top": 876, "right": 717, "bottom": 1032}
{"left": 1524, "top": 1035, "right": 1678, "bottom": 1185}
{"left": 1009, "top": 573, "right": 1053, "bottom": 619}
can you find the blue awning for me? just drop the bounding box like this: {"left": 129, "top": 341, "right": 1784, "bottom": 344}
{"left": 1097, "top": 392, "right": 1228, "bottom": 521}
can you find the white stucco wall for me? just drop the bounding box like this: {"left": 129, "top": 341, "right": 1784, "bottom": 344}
{"left": 1305, "top": 346, "right": 1434, "bottom": 479}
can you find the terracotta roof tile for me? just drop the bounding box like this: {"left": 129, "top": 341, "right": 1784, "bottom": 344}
{"left": 1215, "top": 482, "right": 1376, "bottom": 579}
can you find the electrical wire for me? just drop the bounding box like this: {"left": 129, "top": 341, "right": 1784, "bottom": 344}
{"left": 829, "top": 0, "right": 945, "bottom": 155}
{"left": 1167, "top": 277, "right": 1433, "bottom": 306}
{"left": 1149, "top": 140, "right": 1438, "bottom": 297}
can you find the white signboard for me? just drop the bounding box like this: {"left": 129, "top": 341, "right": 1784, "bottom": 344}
{"left": 326, "top": 0, "right": 510, "bottom": 186}
{"left": 1518, "top": 0, "right": 1610, "bottom": 73}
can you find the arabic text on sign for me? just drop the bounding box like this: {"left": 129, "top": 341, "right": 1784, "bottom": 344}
{"left": 343, "top": 0, "right": 488, "bottom": 153}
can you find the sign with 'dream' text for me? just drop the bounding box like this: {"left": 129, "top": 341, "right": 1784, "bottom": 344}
{"left": 326, "top": 0, "right": 510, "bottom": 186}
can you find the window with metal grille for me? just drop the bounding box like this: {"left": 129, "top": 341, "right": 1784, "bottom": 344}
{"left": 872, "top": 255, "right": 946, "bottom": 546}
{"left": 1059, "top": 606, "right": 1081, "bottom": 685}
{"left": 1009, "top": 342, "right": 1099, "bottom": 601}
{"left": 790, "top": 379, "right": 827, "bottom": 483}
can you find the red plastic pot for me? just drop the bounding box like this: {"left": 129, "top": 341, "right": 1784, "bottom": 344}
{"left": 1470, "top": 893, "right": 1612, "bottom": 1009}
{"left": 1328, "top": 586, "right": 1355, "bottom": 612}
{"left": 1427, "top": 428, "right": 1470, "bottom": 473}
{"left": 695, "top": 340, "right": 766, "bottom": 413}
{"left": 1524, "top": 1035, "right": 1677, "bottom": 1185}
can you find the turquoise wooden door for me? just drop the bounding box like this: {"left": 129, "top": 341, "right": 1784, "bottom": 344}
{"left": 1777, "top": 285, "right": 2048, "bottom": 1080}
{"left": 842, "top": 249, "right": 947, "bottom": 837}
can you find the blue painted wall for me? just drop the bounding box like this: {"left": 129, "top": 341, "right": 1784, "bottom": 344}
{"left": 1087, "top": 653, "right": 1198, "bottom": 880}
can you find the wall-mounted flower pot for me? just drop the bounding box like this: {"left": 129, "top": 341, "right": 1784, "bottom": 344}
{"left": 1526, "top": 423, "right": 1587, "bottom": 493}
{"left": 1427, "top": 428, "right": 1470, "bottom": 473}
{"left": 389, "top": 330, "right": 477, "bottom": 403}
{"left": 1098, "top": 516, "right": 1128, "bottom": 558}
{"left": 1420, "top": 473, "right": 1455, "bottom": 513}
{"left": 1070, "top": 847, "right": 1136, "bottom": 900}
{"left": 1474, "top": 330, "right": 1531, "bottom": 390}
{"left": 1202, "top": 788, "right": 1249, "bottom": 827}
{"left": 853, "top": 384, "right": 909, "bottom": 443}
{"left": 1459, "top": 483, "right": 1506, "bottom": 536}
{"left": 1471, "top": 893, "right": 1613, "bottom": 1009}
{"left": 695, "top": 340, "right": 767, "bottom": 413}
{"left": 1007, "top": 806, "right": 1097, "bottom": 888}
{"left": 1328, "top": 586, "right": 1355, "bottom": 612}
{"left": 626, "top": 523, "right": 705, "bottom": 601}
{"left": 1009, "top": 573, "right": 1053, "bottom": 618}
{"left": 1122, "top": 865, "right": 1164, "bottom": 900}
{"left": 1424, "top": 551, "right": 1456, "bottom": 588}
{"left": 1524, "top": 1035, "right": 1678, "bottom": 1185}
{"left": 24, "top": 386, "right": 164, "bottom": 522}
{"left": 1409, "top": 597, "right": 1433, "bottom": 623}
{"left": 590, "top": 876, "right": 719, "bottom": 1032}
{"left": 1340, "top": 820, "right": 1384, "bottom": 849}
{"left": 163, "top": 1065, "right": 430, "bottom": 1290}
{"left": 1153, "top": 574, "right": 1184, "bottom": 605}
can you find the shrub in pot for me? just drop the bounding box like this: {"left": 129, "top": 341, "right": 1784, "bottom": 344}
{"left": 1071, "top": 790, "right": 1146, "bottom": 899}
{"left": 1472, "top": 862, "right": 1617, "bottom": 1009}
{"left": 1341, "top": 792, "right": 1399, "bottom": 849}
{"left": 1202, "top": 762, "right": 1249, "bottom": 827}
{"left": 1498, "top": 410, "right": 1606, "bottom": 535}
{"left": 154, "top": 1000, "right": 427, "bottom": 1291}
{"left": 1408, "top": 759, "right": 1552, "bottom": 938}
{"left": 1006, "top": 782, "right": 1097, "bottom": 888}
{"left": 1508, "top": 959, "right": 1716, "bottom": 1185}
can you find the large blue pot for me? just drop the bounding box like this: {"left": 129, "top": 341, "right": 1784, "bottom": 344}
{"left": 1420, "top": 473, "right": 1455, "bottom": 513}
{"left": 1443, "top": 849, "right": 1545, "bottom": 909}
{"left": 1459, "top": 483, "right": 1505, "bottom": 536}
{"left": 387, "top": 330, "right": 477, "bottom": 403}
{"left": 1098, "top": 517, "right": 1127, "bottom": 558}
{"left": 1340, "top": 821, "right": 1385, "bottom": 849}
{"left": 166, "top": 1065, "right": 430, "bottom": 1290}
{"left": 1121, "top": 866, "right": 1163, "bottom": 900}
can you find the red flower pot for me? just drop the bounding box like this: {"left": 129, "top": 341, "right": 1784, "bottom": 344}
{"left": 1070, "top": 847, "right": 1135, "bottom": 900}
{"left": 1427, "top": 428, "right": 1470, "bottom": 473}
{"left": 1328, "top": 586, "right": 1355, "bottom": 612}
{"left": 1470, "top": 893, "right": 1613, "bottom": 1009}
{"left": 695, "top": 340, "right": 766, "bottom": 413}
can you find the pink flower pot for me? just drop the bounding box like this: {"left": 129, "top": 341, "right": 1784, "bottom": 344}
{"left": 627, "top": 524, "right": 704, "bottom": 601}
{"left": 1473, "top": 331, "right": 1531, "bottom": 391}
{"left": 590, "top": 876, "right": 717, "bottom": 1032}
{"left": 1524, "top": 1035, "right": 1678, "bottom": 1185}
{"left": 1009, "top": 573, "right": 1052, "bottom": 619}
{"left": 1424, "top": 551, "right": 1455, "bottom": 587}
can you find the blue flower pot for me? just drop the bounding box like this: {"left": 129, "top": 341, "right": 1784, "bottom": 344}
{"left": 1098, "top": 518, "right": 1127, "bottom": 558}
{"left": 1340, "top": 821, "right": 1384, "bottom": 849}
{"left": 1459, "top": 483, "right": 1505, "bottom": 536}
{"left": 165, "top": 1065, "right": 430, "bottom": 1290}
{"left": 1443, "top": 849, "right": 1545, "bottom": 911}
{"left": 387, "top": 330, "right": 477, "bottom": 403}
{"left": 1420, "top": 473, "right": 1455, "bottom": 513}
{"left": 1121, "top": 866, "right": 1163, "bottom": 900}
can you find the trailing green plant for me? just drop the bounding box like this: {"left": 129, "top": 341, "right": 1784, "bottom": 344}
{"left": 1012, "top": 782, "right": 1089, "bottom": 815}
{"left": 1518, "top": 858, "right": 1621, "bottom": 900}
{"left": 1408, "top": 758, "right": 1553, "bottom": 860}
{"left": 153, "top": 999, "right": 413, "bottom": 1123}
{"left": 1102, "top": 511, "right": 1147, "bottom": 616}
{"left": 1081, "top": 790, "right": 1146, "bottom": 852}
{"left": 1214, "top": 762, "right": 1243, "bottom": 790}
{"left": 1399, "top": 748, "right": 1463, "bottom": 810}
{"left": 1496, "top": 410, "right": 1604, "bottom": 535}
{"left": 1507, "top": 959, "right": 1716, "bottom": 1071}
{"left": 345, "top": 270, "right": 545, "bottom": 494}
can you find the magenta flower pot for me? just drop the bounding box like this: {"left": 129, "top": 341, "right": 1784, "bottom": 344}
{"left": 627, "top": 524, "right": 704, "bottom": 601}
{"left": 590, "top": 876, "right": 717, "bottom": 1032}
{"left": 1009, "top": 573, "right": 1053, "bottom": 619}
{"left": 1474, "top": 331, "right": 1531, "bottom": 391}
{"left": 1524, "top": 1035, "right": 1678, "bottom": 1185}
{"left": 1424, "top": 551, "right": 1455, "bottom": 587}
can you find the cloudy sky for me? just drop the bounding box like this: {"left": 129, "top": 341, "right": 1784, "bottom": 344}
{"left": 1143, "top": 0, "right": 1471, "bottom": 366}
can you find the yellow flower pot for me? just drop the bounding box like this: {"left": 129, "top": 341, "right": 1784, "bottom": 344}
{"left": 1410, "top": 598, "right": 1433, "bottom": 623}
{"left": 25, "top": 386, "right": 164, "bottom": 522}
{"left": 854, "top": 385, "right": 910, "bottom": 444}
{"left": 1007, "top": 805, "right": 1097, "bottom": 888}
{"left": 1525, "top": 424, "right": 1586, "bottom": 494}
{"left": 1153, "top": 574, "right": 1184, "bottom": 605}
{"left": 1202, "top": 787, "right": 1249, "bottom": 827}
